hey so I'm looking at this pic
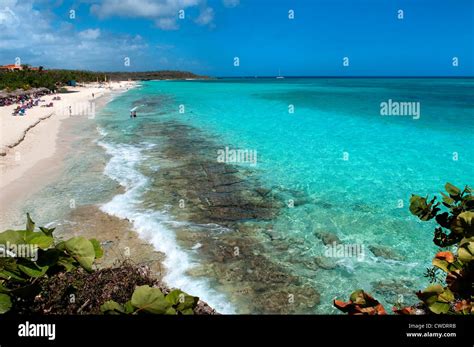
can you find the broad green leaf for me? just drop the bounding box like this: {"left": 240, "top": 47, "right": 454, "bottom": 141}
{"left": 409, "top": 195, "right": 439, "bottom": 221}
{"left": 89, "top": 239, "right": 104, "bottom": 259}
{"left": 179, "top": 308, "right": 194, "bottom": 315}
{"left": 100, "top": 300, "right": 124, "bottom": 314}
{"left": 39, "top": 227, "right": 55, "bottom": 237}
{"left": 445, "top": 183, "right": 461, "bottom": 196}
{"left": 457, "top": 237, "right": 474, "bottom": 263}
{"left": 438, "top": 289, "right": 454, "bottom": 303}
{"left": 17, "top": 259, "right": 48, "bottom": 278}
{"left": 28, "top": 235, "right": 53, "bottom": 249}
{"left": 452, "top": 211, "right": 474, "bottom": 235}
{"left": 124, "top": 301, "right": 135, "bottom": 314}
{"left": 0, "top": 269, "right": 27, "bottom": 282}
{"left": 429, "top": 301, "right": 450, "bottom": 314}
{"left": 0, "top": 230, "right": 34, "bottom": 246}
{"left": 57, "top": 256, "right": 77, "bottom": 272}
{"left": 131, "top": 285, "right": 172, "bottom": 314}
{"left": 165, "top": 289, "right": 198, "bottom": 312}
{"left": 0, "top": 281, "right": 10, "bottom": 293}
{"left": 349, "top": 289, "right": 366, "bottom": 305}
{"left": 440, "top": 192, "right": 454, "bottom": 206}
{"left": 64, "top": 237, "right": 95, "bottom": 271}
{"left": 165, "top": 307, "right": 177, "bottom": 315}
{"left": 0, "top": 293, "right": 12, "bottom": 314}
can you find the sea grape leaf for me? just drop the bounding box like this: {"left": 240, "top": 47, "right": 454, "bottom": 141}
{"left": 409, "top": 195, "right": 439, "bottom": 221}
{"left": 56, "top": 256, "right": 77, "bottom": 272}
{"left": 0, "top": 230, "right": 33, "bottom": 246}
{"left": 0, "top": 269, "right": 26, "bottom": 282}
{"left": 440, "top": 192, "right": 455, "bottom": 206}
{"left": 131, "top": 285, "right": 172, "bottom": 314}
{"left": 451, "top": 212, "right": 474, "bottom": 235}
{"left": 0, "top": 281, "right": 10, "bottom": 293}
{"left": 165, "top": 307, "right": 177, "bottom": 315}
{"left": 165, "top": 289, "right": 198, "bottom": 313}
{"left": 445, "top": 183, "right": 461, "bottom": 197}
{"left": 28, "top": 235, "right": 53, "bottom": 249}
{"left": 431, "top": 251, "right": 461, "bottom": 273}
{"left": 39, "top": 226, "right": 55, "bottom": 237}
{"left": 17, "top": 259, "right": 48, "bottom": 278}
{"left": 64, "top": 237, "right": 95, "bottom": 271}
{"left": 100, "top": 300, "right": 125, "bottom": 314}
{"left": 124, "top": 300, "right": 135, "bottom": 314}
{"left": 457, "top": 237, "right": 474, "bottom": 263}
{"left": 89, "top": 239, "right": 104, "bottom": 259}
{"left": 0, "top": 293, "right": 12, "bottom": 314}
{"left": 417, "top": 285, "right": 454, "bottom": 314}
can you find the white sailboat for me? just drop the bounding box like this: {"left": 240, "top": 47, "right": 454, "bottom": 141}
{"left": 276, "top": 68, "right": 284, "bottom": 79}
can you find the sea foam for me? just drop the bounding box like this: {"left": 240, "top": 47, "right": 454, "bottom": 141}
{"left": 98, "top": 140, "right": 235, "bottom": 314}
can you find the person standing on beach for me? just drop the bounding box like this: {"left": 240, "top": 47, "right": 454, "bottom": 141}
{"left": 69, "top": 106, "right": 72, "bottom": 116}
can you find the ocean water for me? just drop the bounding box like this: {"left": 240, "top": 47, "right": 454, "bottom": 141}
{"left": 31, "top": 78, "right": 474, "bottom": 314}
{"left": 95, "top": 78, "right": 474, "bottom": 313}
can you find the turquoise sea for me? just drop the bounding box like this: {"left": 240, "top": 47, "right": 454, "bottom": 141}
{"left": 16, "top": 78, "right": 474, "bottom": 314}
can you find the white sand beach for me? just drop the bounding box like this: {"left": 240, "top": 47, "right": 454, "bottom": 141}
{"left": 0, "top": 81, "right": 135, "bottom": 220}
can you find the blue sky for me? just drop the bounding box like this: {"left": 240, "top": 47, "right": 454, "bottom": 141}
{"left": 0, "top": 0, "right": 472, "bottom": 76}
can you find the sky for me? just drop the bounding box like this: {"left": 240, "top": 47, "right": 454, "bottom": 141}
{"left": 0, "top": 0, "right": 473, "bottom": 76}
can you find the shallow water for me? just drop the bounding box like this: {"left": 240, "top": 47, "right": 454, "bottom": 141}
{"left": 8, "top": 78, "right": 474, "bottom": 313}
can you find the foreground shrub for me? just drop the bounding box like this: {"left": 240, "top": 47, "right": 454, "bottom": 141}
{"left": 0, "top": 215, "right": 210, "bottom": 315}
{"left": 334, "top": 183, "right": 473, "bottom": 315}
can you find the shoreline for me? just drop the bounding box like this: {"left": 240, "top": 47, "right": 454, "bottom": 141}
{"left": 0, "top": 82, "right": 135, "bottom": 228}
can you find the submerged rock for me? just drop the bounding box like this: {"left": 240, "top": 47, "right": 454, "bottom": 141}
{"left": 369, "top": 245, "right": 404, "bottom": 261}
{"left": 314, "top": 256, "right": 338, "bottom": 270}
{"left": 314, "top": 230, "right": 342, "bottom": 245}
{"left": 250, "top": 285, "right": 321, "bottom": 314}
{"left": 255, "top": 187, "right": 271, "bottom": 197}
{"left": 372, "top": 279, "right": 416, "bottom": 306}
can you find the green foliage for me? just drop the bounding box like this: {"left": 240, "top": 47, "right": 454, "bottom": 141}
{"left": 0, "top": 69, "right": 204, "bottom": 91}
{"left": 166, "top": 289, "right": 199, "bottom": 315}
{"left": 333, "top": 289, "right": 386, "bottom": 315}
{"left": 0, "top": 293, "right": 12, "bottom": 314}
{"left": 0, "top": 69, "right": 98, "bottom": 90}
{"left": 0, "top": 214, "right": 201, "bottom": 315}
{"left": 334, "top": 183, "right": 474, "bottom": 315}
{"left": 100, "top": 285, "right": 199, "bottom": 315}
{"left": 64, "top": 237, "right": 96, "bottom": 271}
{"left": 0, "top": 214, "right": 104, "bottom": 314}
{"left": 416, "top": 284, "right": 454, "bottom": 314}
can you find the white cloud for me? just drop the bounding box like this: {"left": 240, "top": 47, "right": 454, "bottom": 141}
{"left": 0, "top": 5, "right": 19, "bottom": 27}
{"left": 222, "top": 0, "right": 239, "bottom": 8}
{"left": 89, "top": 0, "right": 210, "bottom": 30}
{"left": 155, "top": 17, "right": 178, "bottom": 30}
{"left": 0, "top": 0, "right": 150, "bottom": 70}
{"left": 0, "top": 0, "right": 205, "bottom": 72}
{"left": 78, "top": 28, "right": 101, "bottom": 40}
{"left": 195, "top": 7, "right": 214, "bottom": 26}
